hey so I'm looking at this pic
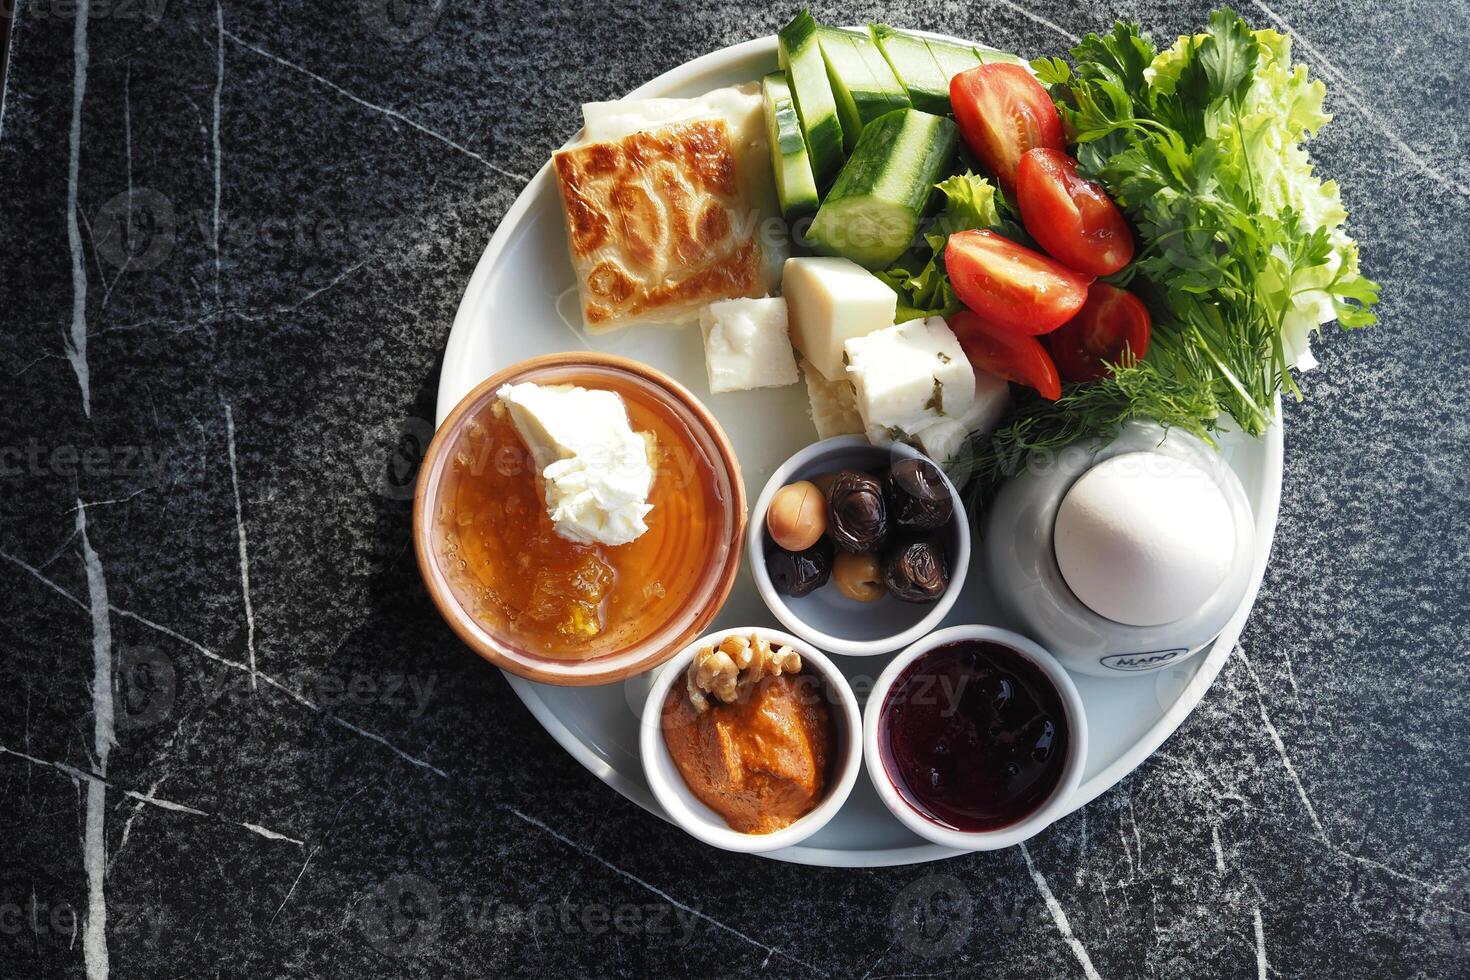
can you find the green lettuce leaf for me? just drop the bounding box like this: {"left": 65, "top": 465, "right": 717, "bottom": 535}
{"left": 1222, "top": 28, "right": 1361, "bottom": 365}
{"left": 876, "top": 171, "right": 1002, "bottom": 322}
{"left": 932, "top": 171, "right": 1001, "bottom": 235}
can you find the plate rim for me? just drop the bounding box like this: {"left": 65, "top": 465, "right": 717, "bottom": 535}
{"left": 438, "top": 33, "right": 1285, "bottom": 868}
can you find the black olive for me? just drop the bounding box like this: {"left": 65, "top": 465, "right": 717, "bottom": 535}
{"left": 826, "top": 470, "right": 888, "bottom": 552}
{"left": 886, "top": 458, "right": 953, "bottom": 530}
{"left": 766, "top": 536, "right": 833, "bottom": 598}
{"left": 882, "top": 537, "right": 949, "bottom": 602}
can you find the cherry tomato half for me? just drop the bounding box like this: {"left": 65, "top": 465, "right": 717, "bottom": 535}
{"left": 945, "top": 229, "right": 1093, "bottom": 335}
{"left": 949, "top": 310, "right": 1062, "bottom": 401}
{"left": 1045, "top": 282, "right": 1153, "bottom": 383}
{"left": 950, "top": 64, "right": 1064, "bottom": 195}
{"left": 1016, "top": 148, "right": 1134, "bottom": 277}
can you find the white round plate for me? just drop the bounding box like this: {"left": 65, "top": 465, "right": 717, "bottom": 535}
{"left": 436, "top": 34, "right": 1282, "bottom": 867}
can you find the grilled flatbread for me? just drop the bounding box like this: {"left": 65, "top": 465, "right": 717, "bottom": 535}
{"left": 554, "top": 118, "right": 769, "bottom": 332}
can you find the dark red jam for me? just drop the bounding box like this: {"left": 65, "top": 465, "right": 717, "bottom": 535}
{"left": 879, "top": 640, "right": 1069, "bottom": 832}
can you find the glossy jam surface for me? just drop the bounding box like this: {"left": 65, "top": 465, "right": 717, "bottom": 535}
{"left": 661, "top": 672, "right": 835, "bottom": 835}
{"left": 879, "top": 641, "right": 1068, "bottom": 832}
{"left": 432, "top": 370, "right": 727, "bottom": 662}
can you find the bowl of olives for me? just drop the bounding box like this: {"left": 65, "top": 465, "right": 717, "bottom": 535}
{"left": 748, "top": 437, "right": 971, "bottom": 656}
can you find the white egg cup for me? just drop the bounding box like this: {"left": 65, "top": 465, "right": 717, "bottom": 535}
{"left": 639, "top": 627, "right": 863, "bottom": 854}
{"left": 863, "top": 625, "right": 1088, "bottom": 851}
{"left": 749, "top": 436, "right": 970, "bottom": 657}
{"left": 983, "top": 422, "right": 1255, "bottom": 678}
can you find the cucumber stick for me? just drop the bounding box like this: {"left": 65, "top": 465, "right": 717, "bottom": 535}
{"left": 761, "top": 72, "right": 820, "bottom": 221}
{"left": 868, "top": 26, "right": 1027, "bottom": 113}
{"left": 975, "top": 46, "right": 1028, "bottom": 67}
{"left": 807, "top": 109, "right": 958, "bottom": 270}
{"left": 924, "top": 34, "right": 984, "bottom": 81}
{"left": 815, "top": 26, "right": 909, "bottom": 152}
{"left": 869, "top": 24, "right": 951, "bottom": 115}
{"left": 778, "top": 12, "right": 845, "bottom": 189}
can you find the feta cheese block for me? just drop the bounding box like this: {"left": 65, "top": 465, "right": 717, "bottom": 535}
{"left": 698, "top": 297, "right": 799, "bottom": 393}
{"left": 800, "top": 358, "right": 864, "bottom": 439}
{"left": 914, "top": 369, "right": 1011, "bottom": 465}
{"left": 782, "top": 256, "right": 897, "bottom": 381}
{"left": 843, "top": 316, "right": 976, "bottom": 444}
{"left": 495, "top": 382, "right": 654, "bottom": 547}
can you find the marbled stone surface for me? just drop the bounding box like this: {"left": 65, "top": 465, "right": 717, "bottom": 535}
{"left": 2, "top": 0, "right": 1468, "bottom": 977}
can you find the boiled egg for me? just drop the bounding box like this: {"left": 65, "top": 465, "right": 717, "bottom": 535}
{"left": 1053, "top": 452, "right": 1236, "bottom": 627}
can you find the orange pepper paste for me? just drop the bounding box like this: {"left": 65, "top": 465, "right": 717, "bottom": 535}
{"left": 661, "top": 672, "right": 835, "bottom": 835}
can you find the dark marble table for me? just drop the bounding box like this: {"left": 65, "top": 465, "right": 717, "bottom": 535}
{"left": 3, "top": 0, "right": 1467, "bottom": 977}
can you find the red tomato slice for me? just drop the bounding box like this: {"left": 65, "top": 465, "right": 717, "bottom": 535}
{"left": 949, "top": 310, "right": 1062, "bottom": 401}
{"left": 950, "top": 64, "right": 1064, "bottom": 195}
{"left": 945, "top": 229, "right": 1093, "bottom": 335}
{"left": 1045, "top": 282, "right": 1153, "bottom": 382}
{"left": 1016, "top": 148, "right": 1134, "bottom": 277}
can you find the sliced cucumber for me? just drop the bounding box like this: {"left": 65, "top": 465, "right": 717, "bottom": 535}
{"left": 816, "top": 26, "right": 910, "bottom": 152}
{"left": 924, "top": 35, "right": 984, "bottom": 82}
{"left": 779, "top": 11, "right": 845, "bottom": 189}
{"left": 761, "top": 72, "right": 820, "bottom": 221}
{"left": 807, "top": 109, "right": 959, "bottom": 270}
{"left": 975, "top": 46, "right": 1028, "bottom": 67}
{"left": 868, "top": 24, "right": 951, "bottom": 115}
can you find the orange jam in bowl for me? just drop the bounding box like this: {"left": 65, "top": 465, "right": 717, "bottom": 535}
{"left": 414, "top": 354, "right": 745, "bottom": 686}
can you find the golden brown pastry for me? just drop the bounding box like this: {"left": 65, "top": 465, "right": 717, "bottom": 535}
{"left": 553, "top": 118, "right": 769, "bottom": 333}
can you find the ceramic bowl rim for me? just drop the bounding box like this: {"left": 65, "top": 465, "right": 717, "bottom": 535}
{"left": 639, "top": 626, "right": 863, "bottom": 853}
{"left": 747, "top": 436, "right": 970, "bottom": 657}
{"left": 412, "top": 352, "right": 746, "bottom": 686}
{"left": 861, "top": 624, "right": 1089, "bottom": 851}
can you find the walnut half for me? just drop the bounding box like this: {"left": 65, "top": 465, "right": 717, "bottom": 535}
{"left": 685, "top": 633, "right": 802, "bottom": 713}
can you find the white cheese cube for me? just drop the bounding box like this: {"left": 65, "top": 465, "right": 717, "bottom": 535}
{"left": 912, "top": 417, "right": 967, "bottom": 466}
{"left": 914, "top": 370, "right": 1011, "bottom": 465}
{"left": 800, "top": 358, "right": 864, "bottom": 439}
{"left": 782, "top": 256, "right": 897, "bottom": 381}
{"left": 698, "top": 297, "right": 799, "bottom": 394}
{"left": 844, "top": 317, "right": 975, "bottom": 444}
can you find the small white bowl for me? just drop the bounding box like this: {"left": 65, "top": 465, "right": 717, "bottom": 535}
{"left": 748, "top": 436, "right": 970, "bottom": 657}
{"left": 639, "top": 627, "right": 862, "bottom": 854}
{"left": 863, "top": 625, "right": 1088, "bottom": 851}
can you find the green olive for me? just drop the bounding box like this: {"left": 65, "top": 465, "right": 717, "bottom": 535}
{"left": 832, "top": 549, "right": 885, "bottom": 603}
{"left": 767, "top": 481, "right": 827, "bottom": 552}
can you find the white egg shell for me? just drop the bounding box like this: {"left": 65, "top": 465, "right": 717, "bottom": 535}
{"left": 1054, "top": 452, "right": 1236, "bottom": 627}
